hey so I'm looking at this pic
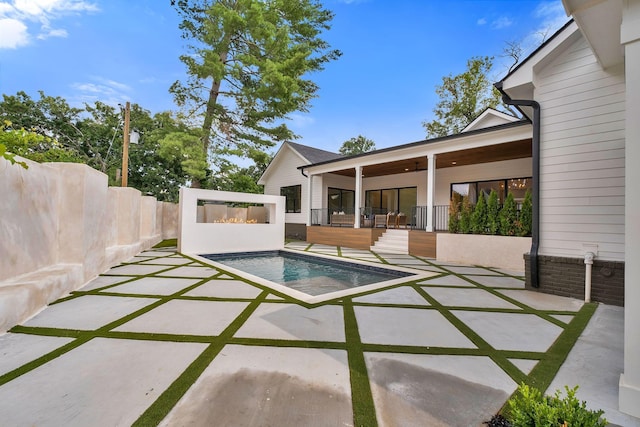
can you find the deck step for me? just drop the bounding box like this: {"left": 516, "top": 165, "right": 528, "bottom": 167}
{"left": 371, "top": 230, "right": 409, "bottom": 254}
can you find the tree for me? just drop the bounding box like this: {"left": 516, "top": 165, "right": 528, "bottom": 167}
{"left": 486, "top": 189, "right": 500, "bottom": 235}
{"left": 499, "top": 192, "right": 518, "bottom": 236}
{"left": 171, "top": 0, "right": 341, "bottom": 185}
{"left": 422, "top": 56, "right": 503, "bottom": 138}
{"left": 471, "top": 192, "right": 487, "bottom": 234}
{"left": 448, "top": 192, "right": 461, "bottom": 233}
{"left": 518, "top": 189, "right": 533, "bottom": 237}
{"left": 459, "top": 196, "right": 473, "bottom": 234}
{"left": 0, "top": 91, "right": 207, "bottom": 202}
{"left": 339, "top": 135, "right": 375, "bottom": 156}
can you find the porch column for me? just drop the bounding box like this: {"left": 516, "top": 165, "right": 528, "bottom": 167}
{"left": 426, "top": 154, "right": 436, "bottom": 232}
{"left": 620, "top": 1, "right": 640, "bottom": 417}
{"left": 306, "top": 173, "right": 313, "bottom": 226}
{"left": 354, "top": 165, "right": 362, "bottom": 228}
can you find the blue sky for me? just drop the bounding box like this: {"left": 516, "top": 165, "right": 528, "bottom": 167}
{"left": 0, "top": 0, "right": 569, "bottom": 154}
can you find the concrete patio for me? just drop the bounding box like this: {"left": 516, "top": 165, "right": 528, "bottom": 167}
{"left": 0, "top": 242, "right": 637, "bottom": 426}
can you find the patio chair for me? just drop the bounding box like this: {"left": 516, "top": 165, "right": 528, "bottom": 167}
{"left": 396, "top": 213, "right": 407, "bottom": 228}
{"left": 373, "top": 214, "right": 387, "bottom": 228}
{"left": 386, "top": 212, "right": 397, "bottom": 228}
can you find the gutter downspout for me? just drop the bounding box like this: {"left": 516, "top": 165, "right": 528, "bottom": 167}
{"left": 494, "top": 82, "right": 541, "bottom": 288}
{"left": 299, "top": 166, "right": 308, "bottom": 178}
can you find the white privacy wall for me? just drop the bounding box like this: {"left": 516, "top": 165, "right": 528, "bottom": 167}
{"left": 178, "top": 188, "right": 285, "bottom": 255}
{"left": 535, "top": 34, "right": 626, "bottom": 261}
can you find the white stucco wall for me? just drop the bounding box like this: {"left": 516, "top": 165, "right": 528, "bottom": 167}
{"left": 0, "top": 157, "right": 178, "bottom": 333}
{"left": 178, "top": 189, "right": 285, "bottom": 255}
{"left": 437, "top": 234, "right": 532, "bottom": 271}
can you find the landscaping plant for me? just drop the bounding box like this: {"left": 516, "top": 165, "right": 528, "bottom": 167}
{"left": 486, "top": 189, "right": 500, "bottom": 235}
{"left": 518, "top": 189, "right": 533, "bottom": 237}
{"left": 448, "top": 192, "right": 462, "bottom": 233}
{"left": 506, "top": 383, "right": 607, "bottom": 427}
{"left": 472, "top": 192, "right": 488, "bottom": 234}
{"left": 499, "top": 192, "right": 518, "bottom": 236}
{"left": 459, "top": 196, "right": 473, "bottom": 234}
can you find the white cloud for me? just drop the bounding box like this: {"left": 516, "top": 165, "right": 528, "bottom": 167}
{"left": 0, "top": 0, "right": 98, "bottom": 49}
{"left": 0, "top": 17, "right": 28, "bottom": 48}
{"left": 477, "top": 18, "right": 487, "bottom": 26}
{"left": 288, "top": 113, "right": 315, "bottom": 129}
{"left": 70, "top": 77, "right": 132, "bottom": 107}
{"left": 494, "top": 0, "right": 569, "bottom": 78}
{"left": 531, "top": 0, "right": 568, "bottom": 41}
{"left": 491, "top": 16, "right": 513, "bottom": 29}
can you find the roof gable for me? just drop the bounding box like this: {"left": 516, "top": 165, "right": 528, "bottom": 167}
{"left": 258, "top": 141, "right": 342, "bottom": 184}
{"left": 462, "top": 109, "right": 520, "bottom": 132}
{"left": 286, "top": 141, "right": 343, "bottom": 164}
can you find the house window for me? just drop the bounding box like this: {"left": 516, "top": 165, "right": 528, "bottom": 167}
{"left": 281, "top": 185, "right": 301, "bottom": 213}
{"left": 451, "top": 177, "right": 531, "bottom": 203}
{"left": 507, "top": 178, "right": 532, "bottom": 202}
{"left": 365, "top": 187, "right": 417, "bottom": 216}
{"left": 328, "top": 188, "right": 355, "bottom": 213}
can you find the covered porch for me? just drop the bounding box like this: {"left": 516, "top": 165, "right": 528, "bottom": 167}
{"left": 301, "top": 121, "right": 533, "bottom": 255}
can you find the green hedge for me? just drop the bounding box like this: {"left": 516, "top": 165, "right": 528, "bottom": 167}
{"left": 448, "top": 189, "right": 532, "bottom": 236}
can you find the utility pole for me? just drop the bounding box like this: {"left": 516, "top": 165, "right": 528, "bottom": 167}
{"left": 121, "top": 101, "right": 131, "bottom": 187}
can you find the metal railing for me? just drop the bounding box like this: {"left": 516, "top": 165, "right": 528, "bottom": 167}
{"left": 311, "top": 208, "right": 356, "bottom": 226}
{"left": 411, "top": 205, "right": 449, "bottom": 231}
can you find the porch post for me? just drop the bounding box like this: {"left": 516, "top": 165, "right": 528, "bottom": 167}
{"left": 306, "top": 173, "right": 313, "bottom": 226}
{"left": 426, "top": 154, "right": 436, "bottom": 232}
{"left": 620, "top": 2, "right": 640, "bottom": 417}
{"left": 354, "top": 165, "right": 362, "bottom": 228}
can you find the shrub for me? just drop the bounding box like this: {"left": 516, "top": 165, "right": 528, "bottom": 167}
{"left": 507, "top": 383, "right": 607, "bottom": 427}
{"left": 472, "top": 192, "right": 488, "bottom": 234}
{"left": 499, "top": 192, "right": 518, "bottom": 236}
{"left": 518, "top": 189, "right": 533, "bottom": 237}
{"left": 459, "top": 196, "right": 472, "bottom": 234}
{"left": 448, "top": 192, "right": 462, "bottom": 233}
{"left": 486, "top": 189, "right": 500, "bottom": 235}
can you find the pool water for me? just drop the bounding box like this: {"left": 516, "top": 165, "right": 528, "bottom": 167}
{"left": 202, "top": 251, "right": 411, "bottom": 296}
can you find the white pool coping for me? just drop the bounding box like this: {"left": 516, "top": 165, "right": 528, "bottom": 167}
{"left": 188, "top": 249, "right": 435, "bottom": 304}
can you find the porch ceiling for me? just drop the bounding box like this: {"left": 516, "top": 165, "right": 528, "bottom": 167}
{"left": 330, "top": 139, "right": 532, "bottom": 178}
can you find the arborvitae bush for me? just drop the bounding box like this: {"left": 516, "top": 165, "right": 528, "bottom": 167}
{"left": 499, "top": 193, "right": 518, "bottom": 236}
{"left": 518, "top": 189, "right": 532, "bottom": 237}
{"left": 459, "top": 196, "right": 473, "bottom": 234}
{"left": 471, "top": 192, "right": 487, "bottom": 234}
{"left": 448, "top": 192, "right": 461, "bottom": 233}
{"left": 486, "top": 189, "right": 500, "bottom": 235}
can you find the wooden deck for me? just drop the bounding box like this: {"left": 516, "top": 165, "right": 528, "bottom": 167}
{"left": 306, "top": 226, "right": 437, "bottom": 257}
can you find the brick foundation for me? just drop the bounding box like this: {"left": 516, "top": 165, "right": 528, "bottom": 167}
{"left": 285, "top": 223, "right": 307, "bottom": 240}
{"left": 524, "top": 254, "right": 624, "bottom": 306}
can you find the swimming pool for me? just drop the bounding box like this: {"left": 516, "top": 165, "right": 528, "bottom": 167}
{"left": 200, "top": 250, "right": 423, "bottom": 301}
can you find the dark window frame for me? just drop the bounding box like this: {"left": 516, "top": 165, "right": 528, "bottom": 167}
{"left": 365, "top": 186, "right": 417, "bottom": 212}
{"left": 327, "top": 187, "right": 355, "bottom": 213}
{"left": 280, "top": 185, "right": 302, "bottom": 213}
{"left": 450, "top": 176, "right": 532, "bottom": 203}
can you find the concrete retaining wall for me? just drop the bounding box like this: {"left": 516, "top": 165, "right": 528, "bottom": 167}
{"left": 0, "top": 157, "right": 179, "bottom": 333}
{"left": 437, "top": 234, "right": 531, "bottom": 271}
